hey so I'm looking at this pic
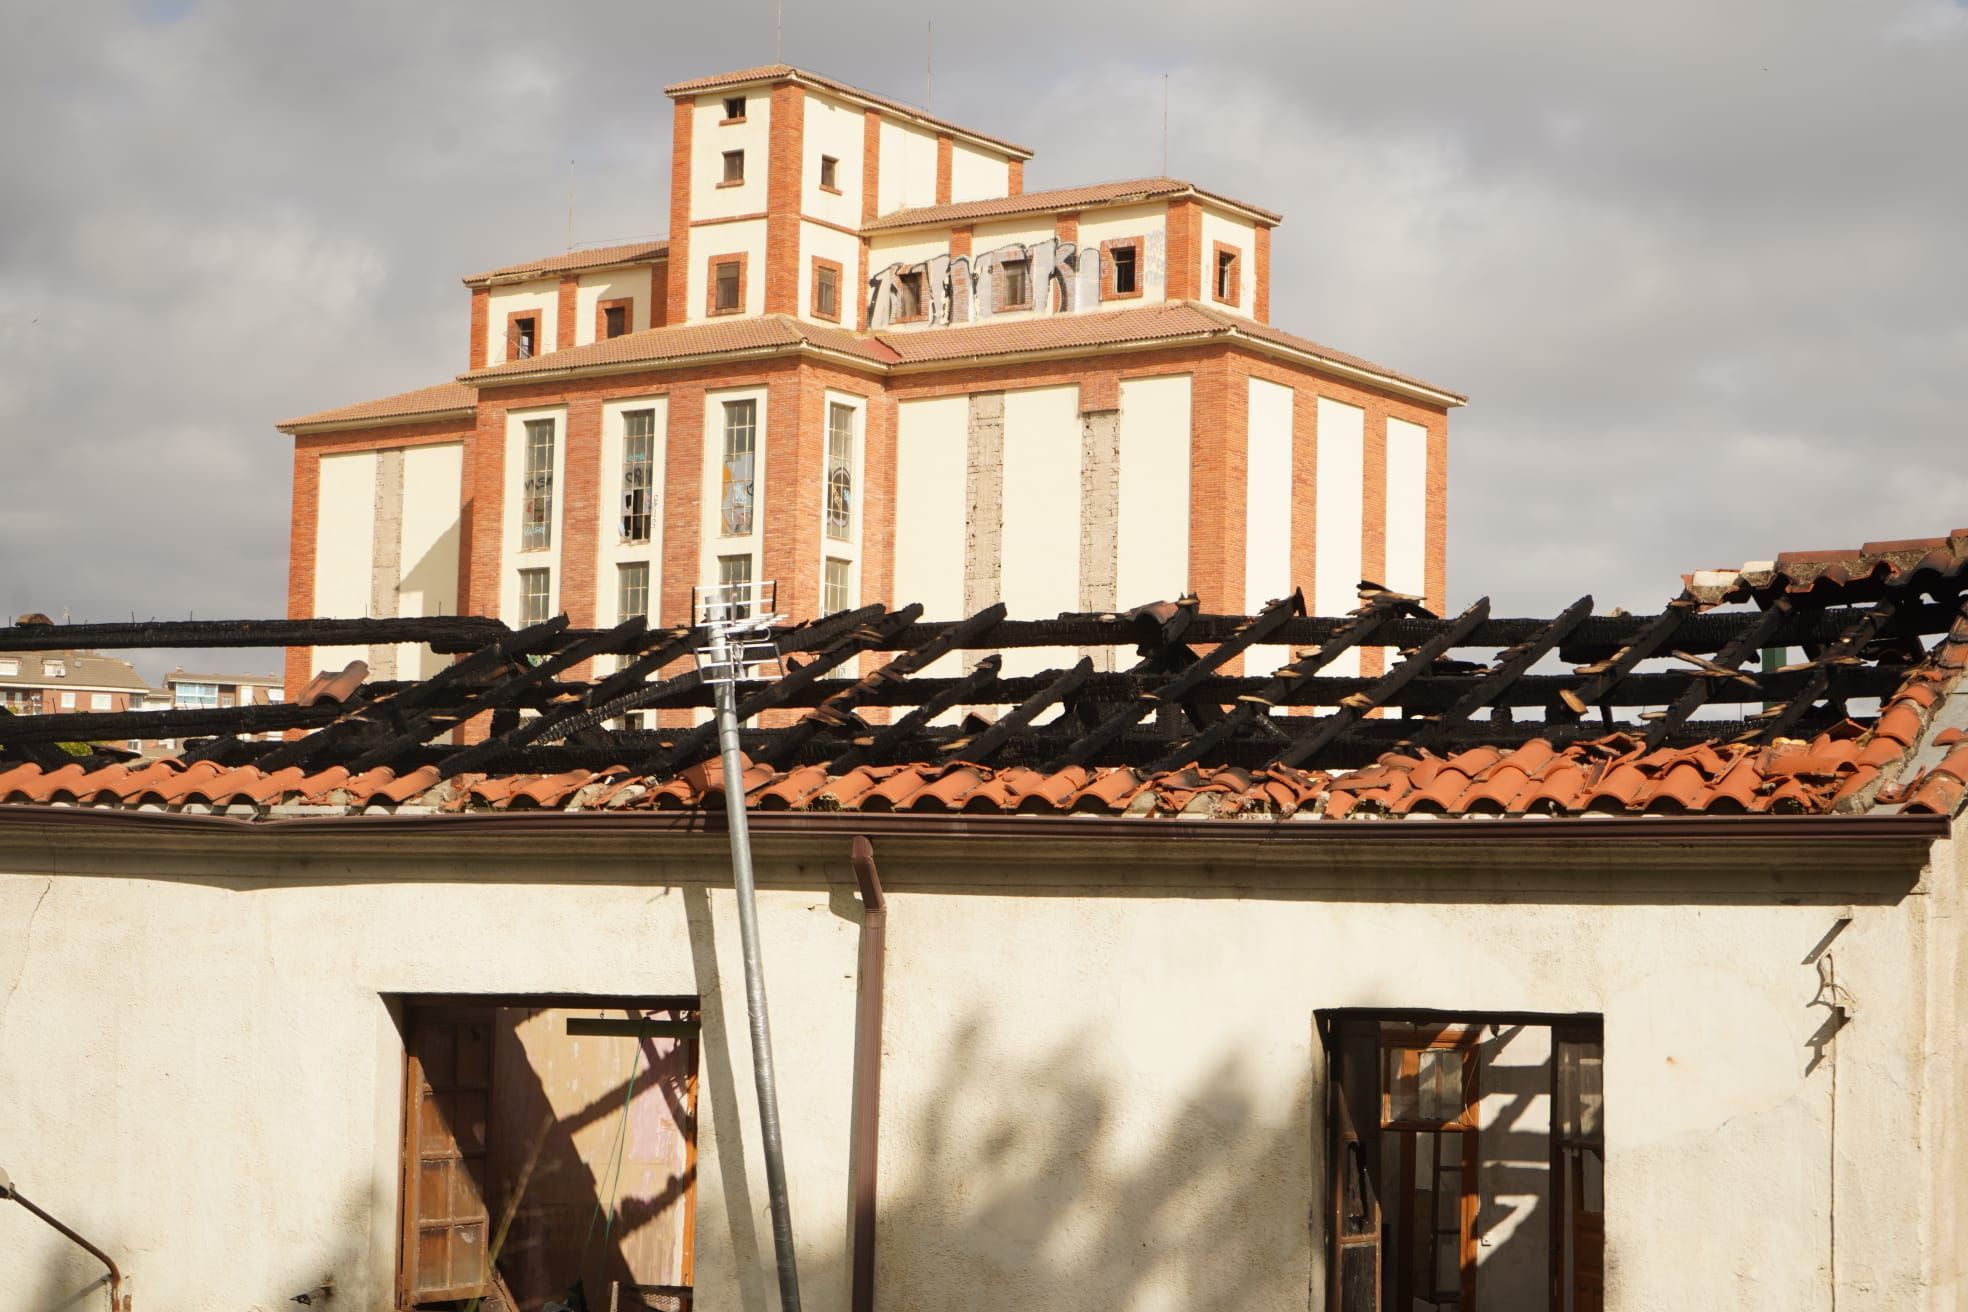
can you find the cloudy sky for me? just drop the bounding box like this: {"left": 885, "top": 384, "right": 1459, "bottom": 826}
{"left": 1, "top": 1, "right": 1963, "bottom": 678}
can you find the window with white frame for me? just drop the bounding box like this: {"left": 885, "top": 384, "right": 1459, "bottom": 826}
{"left": 521, "top": 418, "right": 556, "bottom": 551}
{"left": 719, "top": 399, "right": 757, "bottom": 536}
{"left": 519, "top": 568, "right": 553, "bottom": 625}
{"left": 175, "top": 682, "right": 219, "bottom": 709}
{"left": 617, "top": 562, "right": 651, "bottom": 623}
{"left": 59, "top": 691, "right": 75, "bottom": 710}
{"left": 0, "top": 659, "right": 16, "bottom": 676}
{"left": 43, "top": 659, "right": 65, "bottom": 678}
{"left": 717, "top": 553, "right": 754, "bottom": 619}
{"left": 90, "top": 693, "right": 112, "bottom": 711}
{"left": 824, "top": 402, "right": 855, "bottom": 542}
{"left": 823, "top": 557, "right": 852, "bottom": 615}
{"left": 621, "top": 409, "right": 656, "bottom": 543}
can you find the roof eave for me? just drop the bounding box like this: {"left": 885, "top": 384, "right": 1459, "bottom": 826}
{"left": 460, "top": 250, "right": 668, "bottom": 290}
{"left": 665, "top": 67, "right": 1034, "bottom": 159}
{"left": 864, "top": 183, "right": 1283, "bottom": 236}
{"left": 460, "top": 340, "right": 891, "bottom": 389}
{"left": 277, "top": 406, "right": 478, "bottom": 436}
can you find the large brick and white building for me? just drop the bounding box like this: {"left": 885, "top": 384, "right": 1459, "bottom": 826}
{"left": 278, "top": 64, "right": 1462, "bottom": 696}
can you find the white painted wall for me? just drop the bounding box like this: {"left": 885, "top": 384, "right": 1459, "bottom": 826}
{"left": 1476, "top": 1024, "right": 1553, "bottom": 1304}
{"left": 0, "top": 827, "right": 1958, "bottom": 1312}
{"left": 486, "top": 279, "right": 557, "bottom": 366}
{"left": 312, "top": 449, "right": 377, "bottom": 674}
{"left": 697, "top": 386, "right": 769, "bottom": 596}
{"left": 1198, "top": 206, "right": 1259, "bottom": 313}
{"left": 500, "top": 405, "right": 568, "bottom": 625}
{"left": 1000, "top": 385, "right": 1081, "bottom": 683}
{"left": 1246, "top": 378, "right": 1294, "bottom": 677}
{"left": 868, "top": 231, "right": 950, "bottom": 273}
{"left": 394, "top": 443, "right": 463, "bottom": 679}
{"left": 574, "top": 267, "right": 651, "bottom": 345}
{"left": 798, "top": 221, "right": 863, "bottom": 326}
{"left": 877, "top": 117, "right": 938, "bottom": 214}
{"left": 1116, "top": 375, "right": 1191, "bottom": 609}
{"left": 894, "top": 396, "right": 967, "bottom": 674}
{"left": 948, "top": 142, "right": 1009, "bottom": 202}
{"left": 802, "top": 90, "right": 864, "bottom": 229}
{"left": 685, "top": 219, "right": 768, "bottom": 324}
{"left": 596, "top": 396, "right": 668, "bottom": 628}
{"left": 692, "top": 90, "right": 770, "bottom": 222}
{"left": 1315, "top": 397, "right": 1365, "bottom": 677}
{"left": 1386, "top": 416, "right": 1428, "bottom": 600}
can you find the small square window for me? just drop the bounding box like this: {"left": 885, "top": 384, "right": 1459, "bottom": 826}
{"left": 714, "top": 261, "right": 742, "bottom": 313}
{"left": 59, "top": 691, "right": 75, "bottom": 710}
{"left": 722, "top": 150, "right": 744, "bottom": 185}
{"left": 723, "top": 96, "right": 746, "bottom": 121}
{"left": 91, "top": 692, "right": 112, "bottom": 711}
{"left": 44, "top": 659, "right": 65, "bottom": 678}
{"left": 603, "top": 304, "right": 627, "bottom": 338}
{"left": 816, "top": 264, "right": 839, "bottom": 320}
{"left": 1001, "top": 258, "right": 1032, "bottom": 309}
{"left": 820, "top": 155, "right": 839, "bottom": 190}
{"left": 0, "top": 659, "right": 16, "bottom": 676}
{"left": 1112, "top": 244, "right": 1138, "bottom": 295}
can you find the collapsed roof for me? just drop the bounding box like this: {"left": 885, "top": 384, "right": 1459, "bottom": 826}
{"left": 4, "top": 533, "right": 1968, "bottom": 822}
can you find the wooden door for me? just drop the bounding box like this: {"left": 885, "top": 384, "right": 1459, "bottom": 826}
{"left": 1328, "top": 1020, "right": 1383, "bottom": 1311}
{"left": 402, "top": 1006, "right": 495, "bottom": 1304}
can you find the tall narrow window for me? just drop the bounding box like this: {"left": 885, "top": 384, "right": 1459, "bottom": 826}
{"left": 617, "top": 561, "right": 651, "bottom": 623}
{"left": 824, "top": 402, "right": 855, "bottom": 541}
{"left": 518, "top": 568, "right": 552, "bottom": 625}
{"left": 513, "top": 315, "right": 537, "bottom": 359}
{"left": 819, "top": 154, "right": 840, "bottom": 189}
{"left": 1555, "top": 1025, "right": 1605, "bottom": 1312}
{"left": 895, "top": 270, "right": 924, "bottom": 321}
{"left": 714, "top": 260, "right": 742, "bottom": 313}
{"left": 722, "top": 149, "right": 744, "bottom": 184}
{"left": 520, "top": 418, "right": 555, "bottom": 550}
{"left": 603, "top": 304, "right": 628, "bottom": 338}
{"left": 816, "top": 264, "right": 839, "bottom": 320}
{"left": 823, "top": 557, "right": 851, "bottom": 615}
{"left": 719, "top": 399, "right": 757, "bottom": 536}
{"left": 1215, "top": 247, "right": 1240, "bottom": 303}
{"left": 717, "top": 553, "right": 754, "bottom": 619}
{"left": 620, "top": 409, "right": 656, "bottom": 543}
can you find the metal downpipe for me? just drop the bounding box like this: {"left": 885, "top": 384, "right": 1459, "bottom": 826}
{"left": 1, "top": 1174, "right": 127, "bottom": 1310}
{"left": 712, "top": 660, "right": 803, "bottom": 1311}
{"left": 847, "top": 836, "right": 887, "bottom": 1312}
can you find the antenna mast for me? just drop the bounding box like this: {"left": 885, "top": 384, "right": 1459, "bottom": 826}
{"left": 775, "top": 0, "right": 782, "bottom": 61}
{"left": 565, "top": 159, "right": 575, "bottom": 251}
{"left": 926, "top": 21, "right": 933, "bottom": 110}
{"left": 1162, "top": 74, "right": 1169, "bottom": 176}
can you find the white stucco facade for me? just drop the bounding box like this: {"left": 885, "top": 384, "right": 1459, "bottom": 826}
{"left": 0, "top": 818, "right": 1961, "bottom": 1311}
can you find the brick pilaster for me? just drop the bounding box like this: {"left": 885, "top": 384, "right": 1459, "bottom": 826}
{"left": 648, "top": 260, "right": 668, "bottom": 329}
{"left": 556, "top": 276, "right": 578, "bottom": 350}
{"left": 1007, "top": 158, "right": 1023, "bottom": 195}
{"left": 1253, "top": 225, "right": 1271, "bottom": 323}
{"left": 284, "top": 443, "right": 319, "bottom": 704}
{"left": 469, "top": 288, "right": 489, "bottom": 369}
{"left": 667, "top": 98, "right": 694, "bottom": 326}
{"left": 935, "top": 133, "right": 953, "bottom": 205}
{"left": 1166, "top": 198, "right": 1201, "bottom": 301}
{"left": 765, "top": 81, "right": 805, "bottom": 316}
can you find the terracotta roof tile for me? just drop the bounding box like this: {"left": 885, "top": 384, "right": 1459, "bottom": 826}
{"left": 462, "top": 239, "right": 668, "bottom": 287}
{"left": 865, "top": 177, "right": 1280, "bottom": 231}
{"left": 278, "top": 382, "right": 475, "bottom": 432}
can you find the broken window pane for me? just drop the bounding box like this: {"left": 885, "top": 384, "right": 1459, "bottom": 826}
{"left": 521, "top": 418, "right": 555, "bottom": 550}
{"left": 719, "top": 399, "right": 756, "bottom": 536}
{"left": 621, "top": 409, "right": 655, "bottom": 542}
{"left": 896, "top": 270, "right": 924, "bottom": 320}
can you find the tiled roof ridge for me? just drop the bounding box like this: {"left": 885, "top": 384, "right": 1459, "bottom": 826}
{"left": 461, "top": 238, "right": 670, "bottom": 288}
{"left": 662, "top": 64, "right": 1033, "bottom": 157}
{"left": 863, "top": 176, "right": 1282, "bottom": 231}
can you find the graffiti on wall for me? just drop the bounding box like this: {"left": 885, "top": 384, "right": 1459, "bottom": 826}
{"left": 865, "top": 231, "right": 1167, "bottom": 330}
